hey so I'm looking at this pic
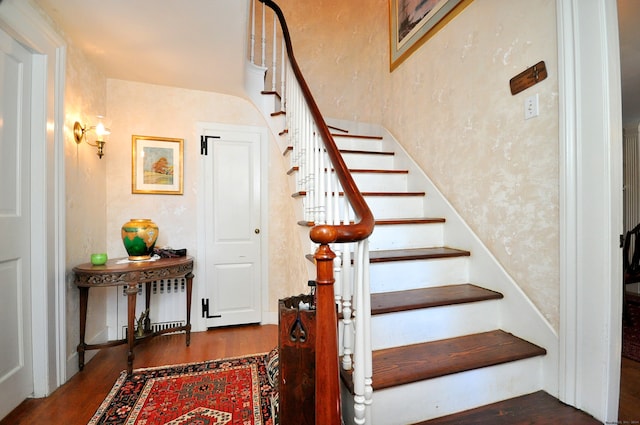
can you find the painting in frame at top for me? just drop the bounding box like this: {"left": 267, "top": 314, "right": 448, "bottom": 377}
{"left": 389, "top": 0, "right": 473, "bottom": 71}
{"left": 132, "top": 135, "right": 184, "bottom": 195}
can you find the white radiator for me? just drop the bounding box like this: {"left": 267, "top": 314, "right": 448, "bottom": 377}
{"left": 116, "top": 278, "right": 188, "bottom": 339}
{"left": 624, "top": 127, "right": 640, "bottom": 233}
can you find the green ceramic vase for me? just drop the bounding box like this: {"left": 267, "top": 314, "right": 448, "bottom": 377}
{"left": 121, "top": 218, "right": 159, "bottom": 260}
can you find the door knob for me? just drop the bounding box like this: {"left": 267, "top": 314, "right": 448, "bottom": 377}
{"left": 255, "top": 228, "right": 260, "bottom": 234}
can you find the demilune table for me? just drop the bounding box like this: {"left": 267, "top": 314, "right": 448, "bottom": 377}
{"left": 73, "top": 256, "right": 194, "bottom": 374}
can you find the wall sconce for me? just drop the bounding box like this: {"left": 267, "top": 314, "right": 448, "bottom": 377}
{"left": 74, "top": 116, "right": 110, "bottom": 159}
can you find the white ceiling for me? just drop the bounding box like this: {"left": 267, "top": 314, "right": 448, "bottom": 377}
{"left": 32, "top": 0, "right": 249, "bottom": 96}
{"left": 30, "top": 0, "right": 640, "bottom": 124}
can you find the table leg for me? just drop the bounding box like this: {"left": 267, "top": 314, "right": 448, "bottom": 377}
{"left": 185, "top": 272, "right": 193, "bottom": 346}
{"left": 126, "top": 285, "right": 138, "bottom": 375}
{"left": 144, "top": 282, "right": 152, "bottom": 333}
{"left": 77, "top": 286, "right": 89, "bottom": 371}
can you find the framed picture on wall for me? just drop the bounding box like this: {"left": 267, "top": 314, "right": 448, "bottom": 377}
{"left": 389, "top": 0, "right": 473, "bottom": 71}
{"left": 132, "top": 135, "right": 184, "bottom": 195}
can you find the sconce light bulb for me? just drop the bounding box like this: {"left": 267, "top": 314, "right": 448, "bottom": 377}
{"left": 95, "top": 122, "right": 106, "bottom": 141}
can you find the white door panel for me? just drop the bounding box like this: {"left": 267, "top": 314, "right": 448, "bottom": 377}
{"left": 201, "top": 125, "right": 265, "bottom": 327}
{"left": 0, "top": 27, "right": 34, "bottom": 418}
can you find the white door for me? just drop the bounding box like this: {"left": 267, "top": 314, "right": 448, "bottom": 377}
{"left": 200, "top": 124, "right": 266, "bottom": 327}
{"left": 0, "top": 28, "right": 34, "bottom": 417}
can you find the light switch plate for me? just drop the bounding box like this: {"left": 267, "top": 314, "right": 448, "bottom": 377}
{"left": 524, "top": 93, "right": 539, "bottom": 120}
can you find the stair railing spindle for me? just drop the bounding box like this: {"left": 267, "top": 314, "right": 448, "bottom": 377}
{"left": 271, "top": 14, "right": 277, "bottom": 91}
{"left": 261, "top": 2, "right": 266, "bottom": 67}
{"left": 280, "top": 37, "right": 286, "bottom": 111}
{"left": 362, "top": 239, "right": 373, "bottom": 424}
{"left": 353, "top": 240, "right": 366, "bottom": 425}
{"left": 250, "top": 0, "right": 256, "bottom": 64}
{"left": 324, "top": 150, "right": 334, "bottom": 225}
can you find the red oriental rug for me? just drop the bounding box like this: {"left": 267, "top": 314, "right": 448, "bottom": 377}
{"left": 88, "top": 352, "right": 278, "bottom": 425}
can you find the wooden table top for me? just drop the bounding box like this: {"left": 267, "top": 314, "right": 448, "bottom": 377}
{"left": 73, "top": 256, "right": 193, "bottom": 287}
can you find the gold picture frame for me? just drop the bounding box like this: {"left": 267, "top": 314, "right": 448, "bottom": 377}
{"left": 389, "top": 0, "right": 473, "bottom": 71}
{"left": 132, "top": 135, "right": 184, "bottom": 195}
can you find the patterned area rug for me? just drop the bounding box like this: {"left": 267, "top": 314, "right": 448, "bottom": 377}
{"left": 88, "top": 352, "right": 278, "bottom": 425}
{"left": 623, "top": 292, "right": 640, "bottom": 362}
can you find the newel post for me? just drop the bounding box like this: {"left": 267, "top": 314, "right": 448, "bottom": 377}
{"left": 314, "top": 240, "right": 341, "bottom": 425}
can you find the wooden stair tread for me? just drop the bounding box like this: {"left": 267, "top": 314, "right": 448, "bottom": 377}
{"left": 375, "top": 218, "right": 446, "bottom": 225}
{"left": 368, "top": 247, "right": 470, "bottom": 262}
{"left": 413, "top": 390, "right": 600, "bottom": 424}
{"left": 282, "top": 145, "right": 394, "bottom": 156}
{"left": 371, "top": 284, "right": 503, "bottom": 315}
{"left": 331, "top": 133, "right": 383, "bottom": 140}
{"left": 260, "top": 90, "right": 281, "bottom": 100}
{"left": 287, "top": 166, "right": 408, "bottom": 175}
{"left": 358, "top": 330, "right": 546, "bottom": 391}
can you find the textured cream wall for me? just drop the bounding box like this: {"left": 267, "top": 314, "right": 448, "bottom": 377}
{"left": 105, "top": 80, "right": 308, "bottom": 320}
{"left": 276, "top": 0, "right": 388, "bottom": 123}
{"left": 64, "top": 42, "right": 109, "bottom": 359}
{"left": 63, "top": 0, "right": 560, "bottom": 362}
{"left": 383, "top": 0, "right": 559, "bottom": 329}
{"left": 278, "top": 0, "right": 559, "bottom": 329}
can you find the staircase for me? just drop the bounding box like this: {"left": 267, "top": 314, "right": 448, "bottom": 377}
{"left": 247, "top": 2, "right": 557, "bottom": 422}
{"left": 283, "top": 118, "right": 556, "bottom": 424}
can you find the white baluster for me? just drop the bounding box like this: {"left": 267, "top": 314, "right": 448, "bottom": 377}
{"left": 352, "top": 241, "right": 366, "bottom": 425}
{"left": 341, "top": 242, "right": 354, "bottom": 371}
{"left": 281, "top": 38, "right": 286, "bottom": 111}
{"left": 261, "top": 2, "right": 266, "bottom": 68}
{"left": 306, "top": 110, "right": 315, "bottom": 223}
{"left": 250, "top": 0, "right": 256, "bottom": 64}
{"left": 362, "top": 239, "right": 373, "bottom": 424}
{"left": 334, "top": 248, "right": 343, "bottom": 308}
{"left": 325, "top": 150, "right": 333, "bottom": 225}
{"left": 272, "top": 14, "right": 277, "bottom": 91}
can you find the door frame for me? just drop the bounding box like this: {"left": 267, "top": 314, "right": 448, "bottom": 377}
{"left": 557, "top": 0, "right": 623, "bottom": 422}
{"left": 0, "top": 0, "right": 66, "bottom": 396}
{"left": 195, "top": 122, "right": 269, "bottom": 331}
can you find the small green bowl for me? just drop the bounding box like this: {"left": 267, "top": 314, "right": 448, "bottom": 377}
{"left": 91, "top": 253, "right": 108, "bottom": 266}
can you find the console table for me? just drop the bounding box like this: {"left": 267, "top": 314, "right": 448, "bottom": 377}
{"left": 73, "top": 256, "right": 194, "bottom": 374}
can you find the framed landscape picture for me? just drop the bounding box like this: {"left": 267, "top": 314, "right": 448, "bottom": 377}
{"left": 389, "top": 0, "right": 473, "bottom": 70}
{"left": 132, "top": 135, "right": 184, "bottom": 195}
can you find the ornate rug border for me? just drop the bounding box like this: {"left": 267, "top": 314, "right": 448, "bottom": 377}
{"left": 88, "top": 352, "right": 271, "bottom": 425}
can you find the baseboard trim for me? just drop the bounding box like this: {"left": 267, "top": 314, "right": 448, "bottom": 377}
{"left": 65, "top": 327, "right": 109, "bottom": 381}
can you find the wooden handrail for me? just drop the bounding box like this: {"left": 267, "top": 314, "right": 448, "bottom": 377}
{"left": 258, "top": 1, "right": 375, "bottom": 424}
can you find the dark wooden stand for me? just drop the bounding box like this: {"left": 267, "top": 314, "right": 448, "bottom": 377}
{"left": 278, "top": 294, "right": 316, "bottom": 425}
{"left": 73, "top": 256, "right": 194, "bottom": 374}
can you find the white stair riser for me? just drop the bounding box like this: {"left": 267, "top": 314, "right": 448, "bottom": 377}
{"left": 351, "top": 172, "right": 408, "bottom": 192}
{"left": 334, "top": 137, "right": 385, "bottom": 152}
{"left": 292, "top": 170, "right": 408, "bottom": 192}
{"left": 347, "top": 357, "right": 544, "bottom": 425}
{"left": 369, "top": 257, "right": 469, "bottom": 293}
{"left": 342, "top": 152, "right": 395, "bottom": 170}
{"left": 369, "top": 223, "right": 444, "bottom": 250}
{"left": 294, "top": 196, "right": 424, "bottom": 223}
{"left": 368, "top": 300, "right": 502, "bottom": 350}
{"left": 365, "top": 196, "right": 425, "bottom": 219}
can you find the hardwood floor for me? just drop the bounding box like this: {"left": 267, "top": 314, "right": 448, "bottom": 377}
{"left": 619, "top": 356, "right": 640, "bottom": 423}
{"left": 0, "top": 324, "right": 278, "bottom": 425}
{"left": 1, "top": 323, "right": 639, "bottom": 424}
